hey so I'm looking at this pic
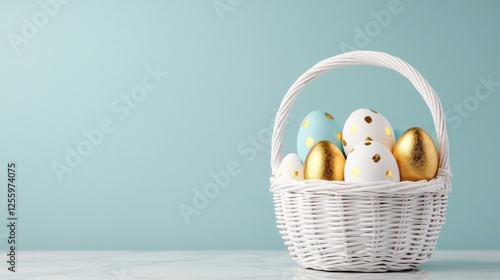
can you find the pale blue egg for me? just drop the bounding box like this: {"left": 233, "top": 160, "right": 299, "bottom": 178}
{"left": 297, "top": 110, "right": 344, "bottom": 162}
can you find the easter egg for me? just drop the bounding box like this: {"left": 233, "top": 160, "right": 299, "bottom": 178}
{"left": 304, "top": 140, "right": 345, "bottom": 181}
{"left": 344, "top": 141, "right": 400, "bottom": 183}
{"left": 393, "top": 127, "right": 438, "bottom": 181}
{"left": 342, "top": 109, "right": 395, "bottom": 156}
{"left": 297, "top": 110, "right": 343, "bottom": 162}
{"left": 277, "top": 153, "right": 304, "bottom": 180}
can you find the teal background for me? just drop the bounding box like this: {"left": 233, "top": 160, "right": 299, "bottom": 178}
{"left": 0, "top": 0, "right": 499, "bottom": 250}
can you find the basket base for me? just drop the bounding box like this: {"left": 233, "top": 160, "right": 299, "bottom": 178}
{"left": 299, "top": 263, "right": 421, "bottom": 273}
{"left": 290, "top": 250, "right": 432, "bottom": 272}
{"left": 288, "top": 265, "right": 431, "bottom": 280}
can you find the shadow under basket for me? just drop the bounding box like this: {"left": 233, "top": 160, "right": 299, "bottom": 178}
{"left": 269, "top": 51, "right": 452, "bottom": 272}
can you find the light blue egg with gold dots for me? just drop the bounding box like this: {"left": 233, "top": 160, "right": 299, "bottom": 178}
{"left": 394, "top": 128, "right": 404, "bottom": 142}
{"left": 297, "top": 110, "right": 344, "bottom": 162}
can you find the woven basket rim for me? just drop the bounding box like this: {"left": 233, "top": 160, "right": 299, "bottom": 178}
{"left": 270, "top": 169, "right": 451, "bottom": 195}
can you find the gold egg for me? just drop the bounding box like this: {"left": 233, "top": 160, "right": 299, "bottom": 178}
{"left": 393, "top": 127, "right": 439, "bottom": 181}
{"left": 304, "top": 140, "right": 345, "bottom": 181}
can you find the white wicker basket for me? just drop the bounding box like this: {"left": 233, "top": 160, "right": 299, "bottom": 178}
{"left": 270, "top": 51, "right": 452, "bottom": 272}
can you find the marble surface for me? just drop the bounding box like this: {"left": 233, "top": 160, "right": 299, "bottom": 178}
{"left": 0, "top": 250, "right": 499, "bottom": 279}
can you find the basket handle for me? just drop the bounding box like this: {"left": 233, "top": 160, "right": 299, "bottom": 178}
{"left": 271, "top": 51, "right": 451, "bottom": 177}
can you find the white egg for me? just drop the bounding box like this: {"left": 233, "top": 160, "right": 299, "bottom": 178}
{"left": 342, "top": 108, "right": 395, "bottom": 156}
{"left": 344, "top": 141, "right": 400, "bottom": 183}
{"left": 277, "top": 153, "right": 304, "bottom": 181}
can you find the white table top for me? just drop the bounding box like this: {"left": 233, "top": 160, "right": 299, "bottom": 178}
{"left": 0, "top": 250, "right": 499, "bottom": 279}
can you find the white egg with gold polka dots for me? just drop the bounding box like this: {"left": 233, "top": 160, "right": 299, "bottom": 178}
{"left": 297, "top": 110, "right": 343, "bottom": 162}
{"left": 342, "top": 108, "right": 395, "bottom": 157}
{"left": 277, "top": 153, "right": 304, "bottom": 181}
{"left": 344, "top": 141, "right": 400, "bottom": 183}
